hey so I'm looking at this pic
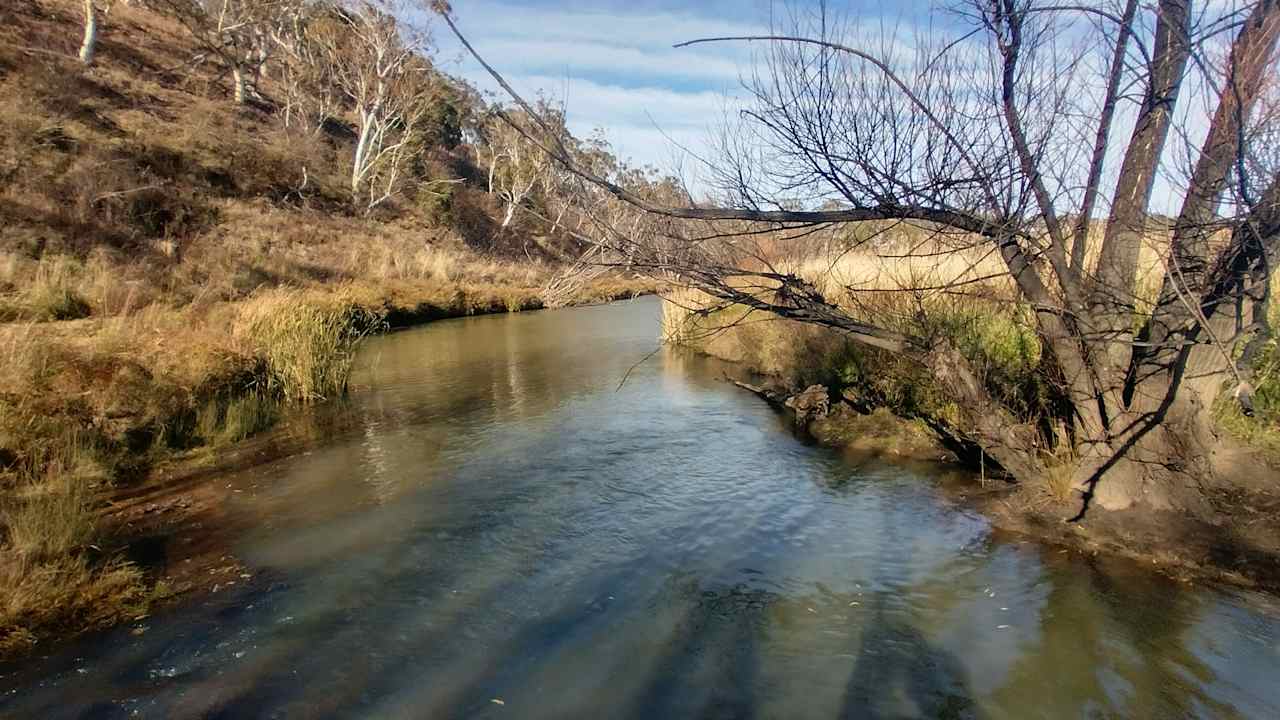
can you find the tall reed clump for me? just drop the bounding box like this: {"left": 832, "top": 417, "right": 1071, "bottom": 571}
{"left": 237, "top": 288, "right": 386, "bottom": 402}
{"left": 660, "top": 287, "right": 704, "bottom": 345}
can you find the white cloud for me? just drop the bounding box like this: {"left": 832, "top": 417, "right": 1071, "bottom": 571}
{"left": 440, "top": 1, "right": 766, "bottom": 51}
{"left": 432, "top": 1, "right": 764, "bottom": 176}
{"left": 441, "top": 38, "right": 746, "bottom": 86}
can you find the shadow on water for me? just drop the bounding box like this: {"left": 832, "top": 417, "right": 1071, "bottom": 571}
{"left": 840, "top": 600, "right": 981, "bottom": 720}
{"left": 623, "top": 578, "right": 769, "bottom": 720}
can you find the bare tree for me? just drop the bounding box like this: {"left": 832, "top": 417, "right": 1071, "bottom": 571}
{"left": 438, "top": 0, "right": 1280, "bottom": 515}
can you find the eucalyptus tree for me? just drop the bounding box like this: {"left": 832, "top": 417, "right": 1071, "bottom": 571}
{"left": 438, "top": 0, "right": 1280, "bottom": 514}
{"left": 79, "top": 0, "right": 107, "bottom": 65}
{"left": 155, "top": 0, "right": 282, "bottom": 104}
{"left": 474, "top": 103, "right": 567, "bottom": 231}
{"left": 309, "top": 0, "right": 436, "bottom": 209}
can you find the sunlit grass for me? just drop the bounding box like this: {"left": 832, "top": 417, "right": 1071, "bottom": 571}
{"left": 237, "top": 287, "right": 386, "bottom": 403}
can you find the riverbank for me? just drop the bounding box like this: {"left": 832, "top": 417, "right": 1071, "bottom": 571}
{"left": 0, "top": 276, "right": 654, "bottom": 658}
{"left": 668, "top": 293, "right": 1280, "bottom": 594}
{"left": 0, "top": 0, "right": 668, "bottom": 657}
{"left": 9, "top": 295, "right": 1277, "bottom": 718}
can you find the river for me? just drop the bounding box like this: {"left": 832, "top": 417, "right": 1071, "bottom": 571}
{"left": 2, "top": 297, "right": 1279, "bottom": 718}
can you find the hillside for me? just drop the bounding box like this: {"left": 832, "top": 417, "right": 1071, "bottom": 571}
{"left": 0, "top": 0, "right": 651, "bottom": 656}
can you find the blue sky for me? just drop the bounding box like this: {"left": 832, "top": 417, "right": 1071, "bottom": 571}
{"left": 433, "top": 0, "right": 938, "bottom": 177}
{"left": 430, "top": 0, "right": 1244, "bottom": 215}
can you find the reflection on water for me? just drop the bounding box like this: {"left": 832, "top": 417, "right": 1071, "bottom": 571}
{"left": 2, "top": 297, "right": 1279, "bottom": 719}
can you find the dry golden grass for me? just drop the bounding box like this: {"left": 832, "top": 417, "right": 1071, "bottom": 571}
{"left": 787, "top": 226, "right": 1170, "bottom": 313}
{"left": 0, "top": 556, "right": 150, "bottom": 657}
{"left": 236, "top": 287, "right": 385, "bottom": 402}
{"left": 0, "top": 0, "right": 662, "bottom": 657}
{"left": 667, "top": 224, "right": 1280, "bottom": 466}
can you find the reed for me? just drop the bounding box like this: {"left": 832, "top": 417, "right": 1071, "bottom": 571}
{"left": 237, "top": 288, "right": 386, "bottom": 403}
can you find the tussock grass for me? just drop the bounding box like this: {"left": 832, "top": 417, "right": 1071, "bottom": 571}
{"left": 1040, "top": 460, "right": 1078, "bottom": 503}
{"left": 237, "top": 288, "right": 386, "bottom": 402}
{"left": 1, "top": 434, "right": 101, "bottom": 560}
{"left": 0, "top": 414, "right": 151, "bottom": 656}
{"left": 0, "top": 556, "right": 149, "bottom": 657}
{"left": 0, "top": 255, "right": 92, "bottom": 322}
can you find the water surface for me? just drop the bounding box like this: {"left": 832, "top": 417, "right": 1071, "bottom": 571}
{"left": 3, "top": 297, "right": 1279, "bottom": 719}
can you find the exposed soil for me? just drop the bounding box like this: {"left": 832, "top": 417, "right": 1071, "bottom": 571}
{"left": 104, "top": 460, "right": 249, "bottom": 605}
{"left": 969, "top": 485, "right": 1280, "bottom": 594}
{"left": 750, "top": 383, "right": 1280, "bottom": 595}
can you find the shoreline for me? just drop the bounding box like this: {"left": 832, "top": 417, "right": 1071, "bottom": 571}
{"left": 110, "top": 285, "right": 660, "bottom": 599}
{"left": 8, "top": 288, "right": 1272, "bottom": 662}
{"left": 730, "top": 377, "right": 1280, "bottom": 596}
{"left": 0, "top": 281, "right": 656, "bottom": 661}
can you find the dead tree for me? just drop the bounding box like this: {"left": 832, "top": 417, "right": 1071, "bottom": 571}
{"left": 438, "top": 0, "right": 1280, "bottom": 515}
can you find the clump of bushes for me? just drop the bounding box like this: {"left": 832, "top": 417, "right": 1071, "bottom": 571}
{"left": 663, "top": 286, "right": 1050, "bottom": 449}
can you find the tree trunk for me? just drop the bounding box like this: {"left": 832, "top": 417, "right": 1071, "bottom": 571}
{"left": 79, "top": 0, "right": 98, "bottom": 66}
{"left": 231, "top": 65, "right": 248, "bottom": 105}
{"left": 1068, "top": 396, "right": 1223, "bottom": 514}
{"left": 352, "top": 114, "right": 373, "bottom": 201}
{"left": 926, "top": 343, "right": 1045, "bottom": 483}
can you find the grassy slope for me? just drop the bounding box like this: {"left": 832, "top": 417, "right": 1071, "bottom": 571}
{"left": 0, "top": 0, "right": 652, "bottom": 656}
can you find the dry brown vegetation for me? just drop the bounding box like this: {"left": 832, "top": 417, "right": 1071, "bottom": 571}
{"left": 0, "top": 0, "right": 654, "bottom": 655}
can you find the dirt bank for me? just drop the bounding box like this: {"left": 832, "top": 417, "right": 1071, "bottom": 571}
{"left": 731, "top": 377, "right": 1280, "bottom": 595}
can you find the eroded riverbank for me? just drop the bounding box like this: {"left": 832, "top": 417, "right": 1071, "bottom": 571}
{"left": 729, "top": 376, "right": 1280, "bottom": 595}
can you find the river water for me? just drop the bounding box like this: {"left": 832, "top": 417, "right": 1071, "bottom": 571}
{"left": 3, "top": 297, "right": 1280, "bottom": 719}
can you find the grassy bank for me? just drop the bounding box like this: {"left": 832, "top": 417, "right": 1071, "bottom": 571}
{"left": 0, "top": 273, "right": 650, "bottom": 657}
{"left": 0, "top": 0, "right": 658, "bottom": 656}
{"left": 661, "top": 241, "right": 1280, "bottom": 495}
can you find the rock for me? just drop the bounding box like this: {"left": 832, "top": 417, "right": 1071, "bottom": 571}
{"left": 784, "top": 384, "right": 830, "bottom": 425}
